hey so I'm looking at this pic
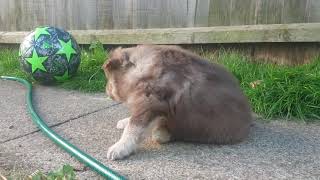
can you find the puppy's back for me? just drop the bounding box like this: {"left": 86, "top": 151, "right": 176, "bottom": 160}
{"left": 155, "top": 46, "right": 252, "bottom": 144}
{"left": 127, "top": 45, "right": 252, "bottom": 144}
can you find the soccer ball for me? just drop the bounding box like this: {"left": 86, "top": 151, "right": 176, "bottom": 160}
{"left": 19, "top": 26, "right": 81, "bottom": 84}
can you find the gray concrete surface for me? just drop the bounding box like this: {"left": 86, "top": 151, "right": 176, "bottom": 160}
{"left": 0, "top": 80, "right": 117, "bottom": 142}
{"left": 1, "top": 79, "right": 320, "bottom": 179}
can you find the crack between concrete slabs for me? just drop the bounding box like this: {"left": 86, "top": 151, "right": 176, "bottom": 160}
{"left": 0, "top": 103, "right": 121, "bottom": 144}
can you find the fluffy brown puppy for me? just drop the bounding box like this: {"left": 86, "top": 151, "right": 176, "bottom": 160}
{"left": 102, "top": 45, "right": 252, "bottom": 160}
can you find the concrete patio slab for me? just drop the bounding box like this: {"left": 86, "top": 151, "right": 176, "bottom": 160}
{"left": 1, "top": 81, "right": 320, "bottom": 179}
{"left": 0, "top": 79, "right": 116, "bottom": 143}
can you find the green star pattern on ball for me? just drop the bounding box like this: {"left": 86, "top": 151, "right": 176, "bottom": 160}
{"left": 34, "top": 27, "right": 50, "bottom": 40}
{"left": 26, "top": 49, "right": 48, "bottom": 73}
{"left": 57, "top": 39, "right": 77, "bottom": 62}
{"left": 19, "top": 26, "right": 81, "bottom": 84}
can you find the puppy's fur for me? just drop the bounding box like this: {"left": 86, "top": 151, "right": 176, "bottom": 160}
{"left": 102, "top": 45, "right": 252, "bottom": 160}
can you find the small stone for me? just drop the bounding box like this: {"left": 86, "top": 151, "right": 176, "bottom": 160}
{"left": 9, "top": 125, "right": 14, "bottom": 129}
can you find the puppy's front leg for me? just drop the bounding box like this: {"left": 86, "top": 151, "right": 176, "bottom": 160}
{"left": 116, "top": 117, "right": 130, "bottom": 129}
{"left": 107, "top": 123, "right": 143, "bottom": 160}
{"left": 107, "top": 113, "right": 152, "bottom": 160}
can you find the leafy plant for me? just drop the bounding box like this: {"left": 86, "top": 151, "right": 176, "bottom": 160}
{"left": 29, "top": 164, "right": 76, "bottom": 180}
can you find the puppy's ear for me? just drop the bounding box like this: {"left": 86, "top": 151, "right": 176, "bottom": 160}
{"left": 101, "top": 47, "right": 122, "bottom": 70}
{"left": 102, "top": 59, "right": 121, "bottom": 70}
{"left": 102, "top": 47, "right": 134, "bottom": 70}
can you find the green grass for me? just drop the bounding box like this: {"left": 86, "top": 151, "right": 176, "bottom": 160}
{"left": 0, "top": 48, "right": 30, "bottom": 81}
{"left": 1, "top": 44, "right": 320, "bottom": 121}
{"left": 201, "top": 50, "right": 320, "bottom": 121}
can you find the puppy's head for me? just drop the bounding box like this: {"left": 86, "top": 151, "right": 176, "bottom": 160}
{"left": 102, "top": 47, "right": 134, "bottom": 101}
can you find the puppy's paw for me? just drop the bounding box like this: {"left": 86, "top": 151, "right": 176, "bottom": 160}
{"left": 107, "top": 141, "right": 136, "bottom": 160}
{"left": 116, "top": 117, "right": 130, "bottom": 129}
{"left": 152, "top": 128, "right": 171, "bottom": 144}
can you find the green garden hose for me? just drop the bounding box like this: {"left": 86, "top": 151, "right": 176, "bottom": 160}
{"left": 0, "top": 76, "right": 126, "bottom": 180}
